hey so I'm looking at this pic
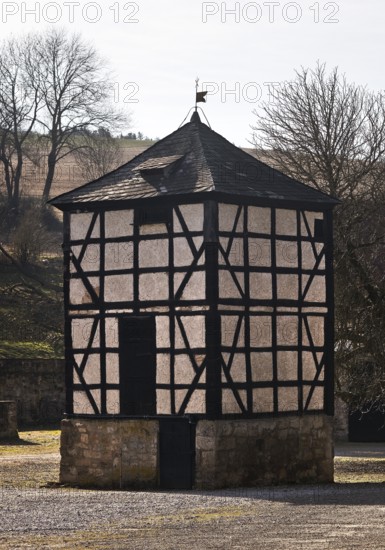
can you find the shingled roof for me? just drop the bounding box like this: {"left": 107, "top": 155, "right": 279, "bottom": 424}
{"left": 50, "top": 111, "right": 339, "bottom": 208}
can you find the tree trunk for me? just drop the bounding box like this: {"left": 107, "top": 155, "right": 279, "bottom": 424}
{"left": 42, "top": 150, "right": 56, "bottom": 203}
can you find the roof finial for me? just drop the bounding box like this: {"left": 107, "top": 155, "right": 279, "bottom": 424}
{"left": 195, "top": 77, "right": 199, "bottom": 112}
{"left": 195, "top": 77, "right": 207, "bottom": 109}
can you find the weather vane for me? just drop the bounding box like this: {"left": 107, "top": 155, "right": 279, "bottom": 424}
{"left": 195, "top": 77, "right": 208, "bottom": 111}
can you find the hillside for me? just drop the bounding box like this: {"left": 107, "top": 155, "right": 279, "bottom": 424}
{"left": 0, "top": 255, "right": 64, "bottom": 359}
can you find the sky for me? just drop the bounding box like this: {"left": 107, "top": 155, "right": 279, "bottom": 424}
{"left": 0, "top": 0, "right": 384, "bottom": 146}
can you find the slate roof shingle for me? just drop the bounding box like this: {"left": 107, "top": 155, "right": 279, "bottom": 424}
{"left": 50, "top": 111, "right": 339, "bottom": 208}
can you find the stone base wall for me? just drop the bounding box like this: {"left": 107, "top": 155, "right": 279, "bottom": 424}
{"left": 0, "top": 401, "right": 19, "bottom": 439}
{"left": 60, "top": 414, "right": 333, "bottom": 489}
{"left": 60, "top": 418, "right": 158, "bottom": 488}
{"left": 195, "top": 415, "right": 334, "bottom": 489}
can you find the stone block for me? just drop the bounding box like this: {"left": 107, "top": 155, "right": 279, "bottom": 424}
{"left": 0, "top": 401, "right": 18, "bottom": 439}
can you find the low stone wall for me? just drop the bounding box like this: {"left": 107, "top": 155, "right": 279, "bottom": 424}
{"left": 334, "top": 396, "right": 349, "bottom": 441}
{"left": 0, "top": 359, "right": 65, "bottom": 426}
{"left": 60, "top": 414, "right": 334, "bottom": 489}
{"left": 194, "top": 415, "right": 334, "bottom": 489}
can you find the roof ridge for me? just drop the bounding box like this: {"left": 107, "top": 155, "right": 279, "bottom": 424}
{"left": 194, "top": 119, "right": 216, "bottom": 192}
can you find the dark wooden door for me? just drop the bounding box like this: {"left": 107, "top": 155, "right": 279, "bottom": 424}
{"left": 159, "top": 419, "right": 195, "bottom": 489}
{"left": 119, "top": 316, "right": 156, "bottom": 415}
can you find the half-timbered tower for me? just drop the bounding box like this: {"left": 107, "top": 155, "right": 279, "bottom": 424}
{"left": 51, "top": 110, "right": 339, "bottom": 489}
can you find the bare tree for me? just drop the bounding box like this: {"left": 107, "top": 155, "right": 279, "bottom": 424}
{"left": 33, "top": 28, "right": 126, "bottom": 201}
{"left": 252, "top": 63, "right": 385, "bottom": 411}
{"left": 0, "top": 35, "right": 41, "bottom": 212}
{"left": 72, "top": 130, "right": 124, "bottom": 182}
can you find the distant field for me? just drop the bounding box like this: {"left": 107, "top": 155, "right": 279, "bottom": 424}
{"left": 20, "top": 141, "right": 261, "bottom": 199}
{"left": 20, "top": 139, "right": 153, "bottom": 199}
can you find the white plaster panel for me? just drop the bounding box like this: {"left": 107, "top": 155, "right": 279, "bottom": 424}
{"left": 304, "top": 386, "right": 324, "bottom": 410}
{"left": 156, "top": 354, "right": 170, "bottom": 385}
{"left": 174, "top": 237, "right": 195, "bottom": 267}
{"left": 193, "top": 237, "right": 204, "bottom": 261}
{"left": 106, "top": 390, "right": 120, "bottom": 414}
{"left": 222, "top": 389, "right": 246, "bottom": 413}
{"left": 219, "top": 237, "right": 244, "bottom": 266}
{"left": 277, "top": 316, "right": 298, "bottom": 347}
{"left": 105, "top": 317, "right": 119, "bottom": 348}
{"left": 140, "top": 223, "right": 168, "bottom": 235}
{"left": 70, "top": 212, "right": 99, "bottom": 240}
{"left": 250, "top": 316, "right": 272, "bottom": 347}
{"left": 276, "top": 240, "right": 298, "bottom": 268}
{"left": 303, "top": 275, "right": 326, "bottom": 303}
{"left": 105, "top": 209, "right": 133, "bottom": 238}
{"left": 70, "top": 244, "right": 100, "bottom": 273}
{"left": 229, "top": 354, "right": 246, "bottom": 382}
{"left": 174, "top": 271, "right": 205, "bottom": 301}
{"left": 301, "top": 242, "right": 325, "bottom": 270}
{"left": 76, "top": 353, "right": 100, "bottom": 385}
{"left": 248, "top": 206, "right": 271, "bottom": 234}
{"left": 251, "top": 352, "right": 273, "bottom": 381}
{"left": 249, "top": 238, "right": 271, "bottom": 267}
{"left": 302, "top": 351, "right": 317, "bottom": 380}
{"left": 303, "top": 316, "right": 324, "bottom": 348}
{"left": 73, "top": 390, "right": 100, "bottom": 415}
{"left": 180, "top": 204, "right": 204, "bottom": 232}
{"left": 219, "top": 270, "right": 244, "bottom": 298}
{"left": 72, "top": 318, "right": 100, "bottom": 349}
{"left": 222, "top": 316, "right": 245, "bottom": 347}
{"left": 106, "top": 353, "right": 119, "bottom": 384}
{"left": 140, "top": 273, "right": 168, "bottom": 301}
{"left": 278, "top": 387, "right": 298, "bottom": 412}
{"left": 104, "top": 274, "right": 133, "bottom": 302}
{"left": 173, "top": 212, "right": 183, "bottom": 233}
{"left": 156, "top": 316, "right": 170, "bottom": 348}
{"left": 253, "top": 388, "right": 274, "bottom": 413}
{"left": 174, "top": 204, "right": 204, "bottom": 233}
{"left": 249, "top": 272, "right": 272, "bottom": 300}
{"left": 218, "top": 203, "right": 240, "bottom": 232}
{"left": 277, "top": 351, "right": 298, "bottom": 381}
{"left": 277, "top": 274, "right": 299, "bottom": 301}
{"left": 302, "top": 352, "right": 324, "bottom": 381}
{"left": 184, "top": 390, "right": 205, "bottom": 414}
{"left": 227, "top": 238, "right": 244, "bottom": 267}
{"left": 219, "top": 237, "right": 229, "bottom": 265}
{"left": 175, "top": 316, "right": 205, "bottom": 349}
{"left": 174, "top": 354, "right": 195, "bottom": 385}
{"left": 276, "top": 209, "right": 297, "bottom": 236}
{"left": 174, "top": 389, "right": 189, "bottom": 412}
{"left": 301, "top": 211, "right": 323, "bottom": 237}
{"left": 70, "top": 277, "right": 99, "bottom": 305}
{"left": 173, "top": 235, "right": 204, "bottom": 267}
{"left": 105, "top": 242, "right": 133, "bottom": 270}
{"left": 157, "top": 390, "right": 171, "bottom": 414}
{"left": 139, "top": 239, "right": 168, "bottom": 268}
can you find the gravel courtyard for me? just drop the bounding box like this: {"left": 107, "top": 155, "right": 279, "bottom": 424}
{"left": 1, "top": 433, "right": 385, "bottom": 549}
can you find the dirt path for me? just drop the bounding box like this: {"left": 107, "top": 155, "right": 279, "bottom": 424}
{"left": 1, "top": 483, "right": 385, "bottom": 549}
{"left": 0, "top": 433, "right": 385, "bottom": 549}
